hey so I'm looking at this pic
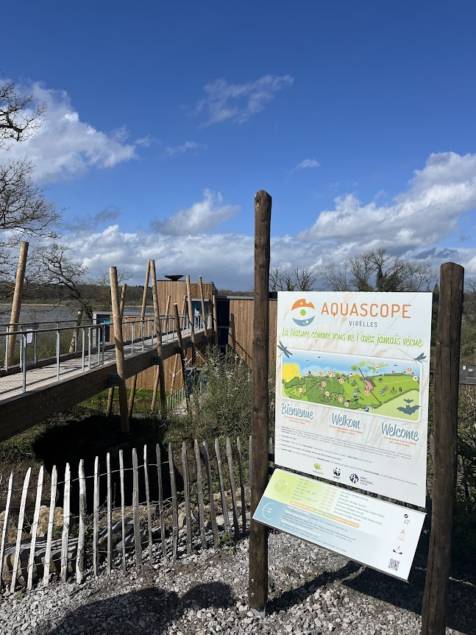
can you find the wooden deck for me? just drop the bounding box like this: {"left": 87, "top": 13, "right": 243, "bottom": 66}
{"left": 0, "top": 327, "right": 207, "bottom": 442}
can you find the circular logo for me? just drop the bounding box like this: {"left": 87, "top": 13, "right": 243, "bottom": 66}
{"left": 349, "top": 473, "right": 359, "bottom": 484}
{"left": 333, "top": 468, "right": 341, "bottom": 477}
{"left": 291, "top": 298, "right": 316, "bottom": 326}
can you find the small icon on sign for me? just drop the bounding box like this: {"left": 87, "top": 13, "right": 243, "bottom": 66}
{"left": 333, "top": 468, "right": 341, "bottom": 478}
{"left": 349, "top": 473, "right": 359, "bottom": 484}
{"left": 392, "top": 545, "right": 403, "bottom": 556}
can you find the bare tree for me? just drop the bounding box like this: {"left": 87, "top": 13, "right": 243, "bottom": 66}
{"left": 38, "top": 244, "right": 93, "bottom": 320}
{"left": 0, "top": 81, "right": 41, "bottom": 143}
{"left": 270, "top": 267, "right": 315, "bottom": 292}
{"left": 0, "top": 161, "right": 58, "bottom": 235}
{"left": 325, "top": 249, "right": 433, "bottom": 292}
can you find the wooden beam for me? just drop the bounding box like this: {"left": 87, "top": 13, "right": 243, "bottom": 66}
{"left": 7, "top": 241, "right": 29, "bottom": 367}
{"left": 150, "top": 260, "right": 167, "bottom": 419}
{"left": 109, "top": 267, "right": 129, "bottom": 433}
{"left": 421, "top": 262, "right": 464, "bottom": 635}
{"left": 174, "top": 303, "right": 190, "bottom": 414}
{"left": 128, "top": 262, "right": 151, "bottom": 417}
{"left": 248, "top": 190, "right": 272, "bottom": 611}
{"left": 199, "top": 276, "right": 209, "bottom": 339}
{"left": 106, "top": 284, "right": 127, "bottom": 417}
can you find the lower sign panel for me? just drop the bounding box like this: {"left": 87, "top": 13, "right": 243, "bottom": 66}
{"left": 253, "top": 469, "right": 425, "bottom": 581}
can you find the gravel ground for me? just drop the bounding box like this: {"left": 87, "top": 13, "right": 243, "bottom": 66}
{"left": 0, "top": 532, "right": 474, "bottom": 634}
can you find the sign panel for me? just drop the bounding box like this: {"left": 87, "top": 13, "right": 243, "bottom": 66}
{"left": 275, "top": 292, "right": 432, "bottom": 507}
{"left": 254, "top": 469, "right": 425, "bottom": 581}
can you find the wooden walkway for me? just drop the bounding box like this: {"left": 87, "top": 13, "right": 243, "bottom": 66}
{"left": 0, "top": 326, "right": 207, "bottom": 442}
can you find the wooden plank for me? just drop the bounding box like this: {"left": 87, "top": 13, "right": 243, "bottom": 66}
{"left": 199, "top": 276, "right": 209, "bottom": 339}
{"left": 93, "top": 456, "right": 99, "bottom": 577}
{"left": 236, "top": 437, "right": 247, "bottom": 533}
{"left": 10, "top": 467, "right": 31, "bottom": 591}
{"left": 0, "top": 472, "right": 13, "bottom": 588}
{"left": 202, "top": 440, "right": 219, "bottom": 547}
{"left": 43, "top": 465, "right": 57, "bottom": 586}
{"left": 143, "top": 445, "right": 153, "bottom": 561}
{"left": 106, "top": 283, "right": 127, "bottom": 417}
{"left": 119, "top": 450, "right": 126, "bottom": 570}
{"left": 249, "top": 189, "right": 271, "bottom": 610}
{"left": 156, "top": 443, "right": 166, "bottom": 558}
{"left": 225, "top": 437, "right": 240, "bottom": 539}
{"left": 168, "top": 443, "right": 179, "bottom": 559}
{"left": 27, "top": 466, "right": 44, "bottom": 590}
{"left": 132, "top": 447, "right": 142, "bottom": 567}
{"left": 214, "top": 438, "right": 231, "bottom": 535}
{"left": 181, "top": 441, "right": 192, "bottom": 555}
{"left": 60, "top": 463, "right": 70, "bottom": 583}
{"left": 194, "top": 439, "right": 207, "bottom": 549}
{"left": 422, "top": 263, "right": 464, "bottom": 635}
{"left": 76, "top": 459, "right": 86, "bottom": 583}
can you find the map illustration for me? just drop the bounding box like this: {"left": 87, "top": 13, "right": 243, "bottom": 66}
{"left": 281, "top": 350, "right": 422, "bottom": 422}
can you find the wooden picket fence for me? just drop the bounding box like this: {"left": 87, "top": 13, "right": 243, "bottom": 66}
{"left": 0, "top": 435, "right": 256, "bottom": 593}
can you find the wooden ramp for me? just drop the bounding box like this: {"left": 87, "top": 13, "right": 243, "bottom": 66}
{"left": 0, "top": 327, "right": 207, "bottom": 442}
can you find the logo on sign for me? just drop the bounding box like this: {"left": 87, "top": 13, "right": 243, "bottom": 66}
{"left": 349, "top": 473, "right": 359, "bottom": 484}
{"left": 291, "top": 298, "right": 316, "bottom": 326}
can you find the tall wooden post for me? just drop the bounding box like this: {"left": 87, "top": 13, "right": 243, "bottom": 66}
{"left": 128, "top": 263, "right": 150, "bottom": 417}
{"left": 7, "top": 240, "right": 29, "bottom": 366}
{"left": 421, "top": 262, "right": 464, "bottom": 635}
{"left": 199, "top": 276, "right": 209, "bottom": 340}
{"left": 106, "top": 284, "right": 127, "bottom": 417}
{"left": 150, "top": 260, "right": 167, "bottom": 420}
{"left": 212, "top": 293, "right": 218, "bottom": 347}
{"left": 109, "top": 267, "right": 129, "bottom": 433}
{"left": 248, "top": 190, "right": 272, "bottom": 611}
{"left": 174, "top": 303, "right": 191, "bottom": 414}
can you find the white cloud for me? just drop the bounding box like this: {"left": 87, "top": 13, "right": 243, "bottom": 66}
{"left": 293, "top": 158, "right": 320, "bottom": 171}
{"left": 152, "top": 189, "right": 239, "bottom": 235}
{"left": 164, "top": 141, "right": 206, "bottom": 157}
{"left": 196, "top": 75, "right": 294, "bottom": 126}
{"left": 302, "top": 151, "right": 476, "bottom": 254}
{"left": 56, "top": 151, "right": 476, "bottom": 289}
{"left": 0, "top": 83, "right": 136, "bottom": 182}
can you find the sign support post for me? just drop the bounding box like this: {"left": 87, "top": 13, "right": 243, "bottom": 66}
{"left": 248, "top": 190, "right": 272, "bottom": 611}
{"left": 421, "top": 262, "right": 464, "bottom": 635}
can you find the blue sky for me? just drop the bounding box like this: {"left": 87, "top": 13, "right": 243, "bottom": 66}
{"left": 1, "top": 1, "right": 476, "bottom": 288}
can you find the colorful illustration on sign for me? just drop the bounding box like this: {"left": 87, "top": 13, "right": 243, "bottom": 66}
{"left": 282, "top": 350, "right": 422, "bottom": 422}
{"left": 291, "top": 298, "right": 316, "bottom": 326}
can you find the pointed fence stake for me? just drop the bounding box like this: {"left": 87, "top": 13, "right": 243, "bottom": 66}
{"left": 43, "top": 466, "right": 57, "bottom": 586}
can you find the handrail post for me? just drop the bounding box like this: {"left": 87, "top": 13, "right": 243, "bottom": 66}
{"left": 56, "top": 324, "right": 60, "bottom": 381}
{"left": 22, "top": 333, "right": 27, "bottom": 392}
{"left": 81, "top": 327, "right": 85, "bottom": 371}
{"left": 88, "top": 327, "right": 92, "bottom": 369}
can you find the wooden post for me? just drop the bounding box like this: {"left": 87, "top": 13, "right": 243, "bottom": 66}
{"left": 128, "top": 263, "right": 150, "bottom": 417}
{"left": 174, "top": 303, "right": 191, "bottom": 414}
{"left": 212, "top": 293, "right": 218, "bottom": 346}
{"left": 186, "top": 275, "right": 196, "bottom": 368}
{"left": 421, "top": 262, "right": 464, "bottom": 635}
{"left": 150, "top": 260, "right": 167, "bottom": 420}
{"left": 107, "top": 283, "right": 127, "bottom": 417}
{"left": 7, "top": 240, "right": 28, "bottom": 366}
{"left": 199, "top": 276, "right": 209, "bottom": 339}
{"left": 248, "top": 190, "right": 271, "bottom": 611}
{"left": 109, "top": 267, "right": 129, "bottom": 433}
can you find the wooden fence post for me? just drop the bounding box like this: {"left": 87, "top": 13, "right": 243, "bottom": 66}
{"left": 7, "top": 240, "right": 28, "bottom": 366}
{"left": 150, "top": 260, "right": 167, "bottom": 420}
{"left": 174, "top": 303, "right": 191, "bottom": 414}
{"left": 248, "top": 190, "right": 271, "bottom": 611}
{"left": 129, "top": 262, "right": 150, "bottom": 417}
{"left": 109, "top": 267, "right": 129, "bottom": 433}
{"left": 421, "top": 262, "right": 464, "bottom": 635}
{"left": 212, "top": 293, "right": 218, "bottom": 346}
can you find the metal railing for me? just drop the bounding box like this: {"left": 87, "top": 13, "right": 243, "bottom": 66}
{"left": 0, "top": 312, "right": 201, "bottom": 394}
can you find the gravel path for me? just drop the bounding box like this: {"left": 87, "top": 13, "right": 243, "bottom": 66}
{"left": 0, "top": 532, "right": 474, "bottom": 634}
